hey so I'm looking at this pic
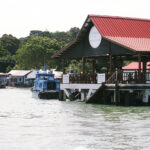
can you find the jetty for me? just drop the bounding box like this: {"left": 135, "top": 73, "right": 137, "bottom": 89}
{"left": 52, "top": 14, "right": 150, "bottom": 106}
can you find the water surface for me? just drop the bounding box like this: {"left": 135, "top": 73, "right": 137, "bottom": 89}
{"left": 0, "top": 88, "right": 150, "bottom": 150}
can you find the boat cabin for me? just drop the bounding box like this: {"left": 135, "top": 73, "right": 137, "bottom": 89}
{"left": 34, "top": 72, "right": 60, "bottom": 92}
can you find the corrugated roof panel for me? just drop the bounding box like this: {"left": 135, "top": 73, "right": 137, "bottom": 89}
{"left": 52, "top": 15, "right": 150, "bottom": 58}
{"left": 90, "top": 15, "right": 150, "bottom": 38}
{"left": 9, "top": 70, "right": 31, "bottom": 76}
{"left": 123, "top": 62, "right": 150, "bottom": 70}
{"left": 105, "top": 36, "right": 150, "bottom": 51}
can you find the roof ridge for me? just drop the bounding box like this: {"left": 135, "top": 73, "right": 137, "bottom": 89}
{"left": 89, "top": 14, "right": 150, "bottom": 22}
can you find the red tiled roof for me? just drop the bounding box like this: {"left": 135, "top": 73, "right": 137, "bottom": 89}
{"left": 52, "top": 15, "right": 150, "bottom": 58}
{"left": 89, "top": 15, "right": 150, "bottom": 52}
{"left": 122, "top": 62, "right": 150, "bottom": 70}
{"left": 105, "top": 36, "right": 150, "bottom": 52}
{"left": 89, "top": 15, "right": 150, "bottom": 38}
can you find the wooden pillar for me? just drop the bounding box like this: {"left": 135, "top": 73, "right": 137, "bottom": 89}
{"left": 118, "top": 58, "right": 123, "bottom": 83}
{"left": 109, "top": 42, "right": 113, "bottom": 76}
{"left": 143, "top": 60, "right": 147, "bottom": 83}
{"left": 114, "top": 82, "right": 120, "bottom": 106}
{"left": 92, "top": 59, "right": 95, "bottom": 75}
{"left": 138, "top": 53, "right": 142, "bottom": 82}
{"left": 92, "top": 59, "right": 96, "bottom": 83}
{"left": 82, "top": 57, "right": 86, "bottom": 74}
{"left": 109, "top": 54, "right": 113, "bottom": 76}
{"left": 62, "top": 59, "right": 65, "bottom": 74}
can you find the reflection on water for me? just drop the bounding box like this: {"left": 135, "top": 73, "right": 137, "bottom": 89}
{"left": 0, "top": 88, "right": 150, "bottom": 150}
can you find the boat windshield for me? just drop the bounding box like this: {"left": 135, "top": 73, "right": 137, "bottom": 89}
{"left": 37, "top": 74, "right": 54, "bottom": 80}
{"left": 47, "top": 82, "right": 56, "bottom": 90}
{"left": 39, "top": 76, "right": 49, "bottom": 80}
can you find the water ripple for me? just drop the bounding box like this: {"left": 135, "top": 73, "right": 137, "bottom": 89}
{"left": 0, "top": 88, "right": 150, "bottom": 150}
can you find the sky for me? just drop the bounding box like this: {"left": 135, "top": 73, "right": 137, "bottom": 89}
{"left": 0, "top": 0, "right": 150, "bottom": 38}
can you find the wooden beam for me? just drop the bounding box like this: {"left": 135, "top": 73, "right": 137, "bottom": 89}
{"left": 92, "top": 59, "right": 96, "bottom": 83}
{"left": 82, "top": 57, "right": 86, "bottom": 74}
{"left": 62, "top": 59, "right": 65, "bottom": 74}
{"left": 143, "top": 60, "right": 147, "bottom": 83}
{"left": 109, "top": 54, "right": 113, "bottom": 75}
{"left": 138, "top": 53, "right": 142, "bottom": 82}
{"left": 92, "top": 59, "right": 95, "bottom": 75}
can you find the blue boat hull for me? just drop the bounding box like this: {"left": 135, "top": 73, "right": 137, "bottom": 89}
{"left": 32, "top": 90, "right": 59, "bottom": 99}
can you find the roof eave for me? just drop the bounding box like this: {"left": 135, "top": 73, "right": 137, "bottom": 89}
{"left": 51, "top": 15, "right": 92, "bottom": 59}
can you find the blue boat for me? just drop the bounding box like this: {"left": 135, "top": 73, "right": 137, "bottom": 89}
{"left": 31, "top": 69, "right": 60, "bottom": 99}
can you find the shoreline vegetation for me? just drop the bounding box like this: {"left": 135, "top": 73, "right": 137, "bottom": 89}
{"left": 0, "top": 28, "right": 129, "bottom": 75}
{"left": 0, "top": 27, "right": 80, "bottom": 73}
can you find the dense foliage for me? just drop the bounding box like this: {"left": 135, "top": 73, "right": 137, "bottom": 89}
{"left": 0, "top": 27, "right": 80, "bottom": 72}
{"left": 0, "top": 27, "right": 128, "bottom": 73}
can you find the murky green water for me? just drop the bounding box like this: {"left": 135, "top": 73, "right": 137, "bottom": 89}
{"left": 0, "top": 88, "right": 150, "bottom": 150}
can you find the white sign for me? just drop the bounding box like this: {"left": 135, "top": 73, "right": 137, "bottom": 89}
{"left": 97, "top": 73, "right": 105, "bottom": 83}
{"left": 63, "top": 74, "right": 70, "bottom": 84}
{"left": 89, "top": 26, "right": 102, "bottom": 48}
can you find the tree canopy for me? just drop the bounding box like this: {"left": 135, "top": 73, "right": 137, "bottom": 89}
{"left": 0, "top": 27, "right": 80, "bottom": 72}
{"left": 16, "top": 37, "right": 61, "bottom": 69}
{"left": 0, "top": 41, "right": 15, "bottom": 72}
{"left": 0, "top": 34, "right": 20, "bottom": 55}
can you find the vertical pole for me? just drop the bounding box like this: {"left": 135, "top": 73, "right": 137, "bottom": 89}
{"left": 92, "top": 59, "right": 95, "bottom": 75}
{"left": 62, "top": 59, "right": 65, "bottom": 74}
{"left": 109, "top": 54, "right": 113, "bottom": 76}
{"left": 82, "top": 57, "right": 86, "bottom": 74}
{"left": 109, "top": 42, "right": 113, "bottom": 77}
{"left": 138, "top": 53, "right": 141, "bottom": 83}
{"left": 92, "top": 59, "right": 96, "bottom": 83}
{"left": 114, "top": 82, "right": 120, "bottom": 106}
{"left": 143, "top": 60, "right": 147, "bottom": 83}
{"left": 119, "top": 58, "right": 123, "bottom": 83}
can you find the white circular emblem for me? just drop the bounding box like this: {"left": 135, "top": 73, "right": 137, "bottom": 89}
{"left": 89, "top": 26, "right": 102, "bottom": 48}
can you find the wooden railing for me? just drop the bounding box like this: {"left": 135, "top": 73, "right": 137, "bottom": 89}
{"left": 106, "top": 70, "right": 150, "bottom": 84}
{"left": 106, "top": 71, "right": 118, "bottom": 84}
{"left": 69, "top": 73, "right": 97, "bottom": 84}
{"left": 62, "top": 70, "right": 150, "bottom": 84}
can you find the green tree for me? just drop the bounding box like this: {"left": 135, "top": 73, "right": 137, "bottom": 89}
{"left": 0, "top": 42, "right": 15, "bottom": 72}
{"left": 69, "top": 27, "right": 80, "bottom": 40}
{"left": 16, "top": 37, "right": 61, "bottom": 69}
{"left": 51, "top": 31, "right": 71, "bottom": 43}
{"left": 0, "top": 34, "right": 20, "bottom": 55}
{"left": 29, "top": 30, "right": 42, "bottom": 36}
{"left": 29, "top": 30, "right": 52, "bottom": 38}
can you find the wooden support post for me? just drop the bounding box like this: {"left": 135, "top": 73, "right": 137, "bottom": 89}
{"left": 62, "top": 59, "right": 65, "bottom": 74}
{"left": 109, "top": 54, "right": 113, "bottom": 76}
{"left": 92, "top": 59, "right": 96, "bottom": 83}
{"left": 143, "top": 60, "right": 147, "bottom": 83}
{"left": 138, "top": 53, "right": 141, "bottom": 83}
{"left": 114, "top": 81, "right": 120, "bottom": 106}
{"left": 108, "top": 42, "right": 113, "bottom": 77}
{"left": 82, "top": 57, "right": 86, "bottom": 74}
{"left": 92, "top": 59, "right": 95, "bottom": 75}
{"left": 119, "top": 58, "right": 123, "bottom": 83}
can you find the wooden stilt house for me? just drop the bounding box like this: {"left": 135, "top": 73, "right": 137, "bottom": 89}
{"left": 52, "top": 15, "right": 150, "bottom": 105}
{"left": 52, "top": 15, "right": 150, "bottom": 84}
